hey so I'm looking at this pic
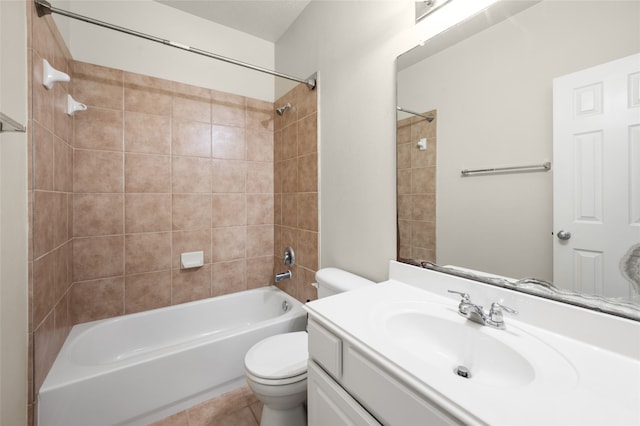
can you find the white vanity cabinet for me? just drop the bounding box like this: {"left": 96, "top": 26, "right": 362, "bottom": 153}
{"left": 307, "top": 319, "right": 461, "bottom": 426}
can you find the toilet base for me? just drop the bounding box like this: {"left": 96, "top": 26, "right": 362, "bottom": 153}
{"left": 260, "top": 403, "right": 307, "bottom": 426}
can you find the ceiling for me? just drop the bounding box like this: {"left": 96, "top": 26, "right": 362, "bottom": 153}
{"left": 156, "top": 0, "right": 312, "bottom": 43}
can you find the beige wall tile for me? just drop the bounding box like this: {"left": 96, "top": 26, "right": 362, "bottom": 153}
{"left": 171, "top": 265, "right": 212, "bottom": 304}
{"left": 246, "top": 98, "right": 273, "bottom": 132}
{"left": 281, "top": 158, "right": 297, "bottom": 194}
{"left": 33, "top": 191, "right": 55, "bottom": 258}
{"left": 211, "top": 90, "right": 246, "bottom": 127}
{"left": 70, "top": 277, "right": 124, "bottom": 323}
{"left": 74, "top": 107, "right": 123, "bottom": 151}
{"left": 397, "top": 142, "right": 411, "bottom": 169}
{"left": 211, "top": 194, "right": 246, "bottom": 227}
{"left": 125, "top": 270, "right": 171, "bottom": 314}
{"left": 172, "top": 93, "right": 211, "bottom": 124}
{"left": 298, "top": 113, "right": 317, "bottom": 156}
{"left": 282, "top": 123, "right": 297, "bottom": 160}
{"left": 72, "top": 61, "right": 123, "bottom": 109}
{"left": 281, "top": 194, "right": 297, "bottom": 229}
{"left": 74, "top": 149, "right": 124, "bottom": 193}
{"left": 211, "top": 227, "right": 246, "bottom": 263}
{"left": 124, "top": 111, "right": 171, "bottom": 155}
{"left": 125, "top": 232, "right": 172, "bottom": 275}
{"left": 246, "top": 225, "right": 273, "bottom": 259}
{"left": 73, "top": 194, "right": 124, "bottom": 237}
{"left": 53, "top": 243, "right": 72, "bottom": 300}
{"left": 412, "top": 193, "right": 436, "bottom": 222}
{"left": 124, "top": 153, "right": 170, "bottom": 193}
{"left": 212, "top": 260, "right": 246, "bottom": 297}
{"left": 297, "top": 230, "right": 318, "bottom": 271}
{"left": 298, "top": 153, "right": 317, "bottom": 193}
{"left": 33, "top": 313, "right": 55, "bottom": 394}
{"left": 172, "top": 156, "right": 212, "bottom": 193}
{"left": 212, "top": 160, "right": 246, "bottom": 193}
{"left": 73, "top": 236, "right": 124, "bottom": 282}
{"left": 397, "top": 169, "right": 411, "bottom": 195}
{"left": 212, "top": 125, "right": 245, "bottom": 160}
{"left": 124, "top": 73, "right": 172, "bottom": 116}
{"left": 125, "top": 194, "right": 172, "bottom": 233}
{"left": 173, "top": 119, "right": 212, "bottom": 158}
{"left": 411, "top": 166, "right": 436, "bottom": 194}
{"left": 53, "top": 136, "right": 73, "bottom": 192}
{"left": 246, "top": 129, "right": 273, "bottom": 162}
{"left": 293, "top": 83, "right": 317, "bottom": 119}
{"left": 246, "top": 256, "right": 273, "bottom": 289}
{"left": 33, "top": 122, "right": 53, "bottom": 190}
{"left": 52, "top": 192, "right": 69, "bottom": 249}
{"left": 246, "top": 162, "right": 273, "bottom": 194}
{"left": 173, "top": 194, "right": 212, "bottom": 230}
{"left": 297, "top": 193, "right": 318, "bottom": 232}
{"left": 411, "top": 221, "right": 436, "bottom": 251}
{"left": 33, "top": 252, "right": 55, "bottom": 328}
{"left": 247, "top": 194, "right": 274, "bottom": 225}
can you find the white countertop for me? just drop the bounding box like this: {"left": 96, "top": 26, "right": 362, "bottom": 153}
{"left": 305, "top": 263, "right": 640, "bottom": 426}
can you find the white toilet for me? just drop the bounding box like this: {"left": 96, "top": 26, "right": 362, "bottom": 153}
{"left": 244, "top": 268, "right": 374, "bottom": 426}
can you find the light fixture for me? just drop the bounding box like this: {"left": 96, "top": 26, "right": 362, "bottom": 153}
{"left": 415, "top": 0, "right": 453, "bottom": 23}
{"left": 414, "top": 0, "right": 500, "bottom": 45}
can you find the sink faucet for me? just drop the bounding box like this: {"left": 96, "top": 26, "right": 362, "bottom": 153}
{"left": 448, "top": 290, "right": 517, "bottom": 329}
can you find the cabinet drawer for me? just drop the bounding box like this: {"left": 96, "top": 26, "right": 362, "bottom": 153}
{"left": 308, "top": 361, "right": 381, "bottom": 426}
{"left": 308, "top": 320, "right": 342, "bottom": 379}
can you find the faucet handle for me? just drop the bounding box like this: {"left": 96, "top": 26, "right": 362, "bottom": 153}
{"left": 447, "top": 290, "right": 471, "bottom": 302}
{"left": 489, "top": 302, "right": 518, "bottom": 322}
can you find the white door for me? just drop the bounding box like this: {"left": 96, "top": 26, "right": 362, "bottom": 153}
{"left": 553, "top": 53, "right": 640, "bottom": 299}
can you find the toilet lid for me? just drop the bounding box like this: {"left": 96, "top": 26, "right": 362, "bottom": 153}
{"left": 245, "top": 332, "right": 308, "bottom": 380}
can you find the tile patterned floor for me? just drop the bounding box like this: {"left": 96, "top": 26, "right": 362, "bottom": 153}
{"left": 149, "top": 385, "right": 262, "bottom": 426}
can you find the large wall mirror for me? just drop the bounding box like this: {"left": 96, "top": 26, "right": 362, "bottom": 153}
{"left": 397, "top": 0, "right": 640, "bottom": 318}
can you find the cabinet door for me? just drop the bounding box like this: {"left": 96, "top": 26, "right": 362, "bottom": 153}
{"left": 308, "top": 361, "right": 381, "bottom": 426}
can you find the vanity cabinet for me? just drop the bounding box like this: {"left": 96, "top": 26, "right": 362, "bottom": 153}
{"left": 307, "top": 319, "right": 461, "bottom": 426}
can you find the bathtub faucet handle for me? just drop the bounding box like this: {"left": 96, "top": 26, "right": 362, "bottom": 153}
{"left": 283, "top": 246, "right": 295, "bottom": 267}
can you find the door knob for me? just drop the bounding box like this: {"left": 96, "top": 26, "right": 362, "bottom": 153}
{"left": 557, "top": 230, "right": 572, "bottom": 240}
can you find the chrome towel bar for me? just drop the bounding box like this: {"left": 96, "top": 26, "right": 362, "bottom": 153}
{"left": 461, "top": 161, "right": 551, "bottom": 176}
{"left": 0, "top": 112, "right": 26, "bottom": 133}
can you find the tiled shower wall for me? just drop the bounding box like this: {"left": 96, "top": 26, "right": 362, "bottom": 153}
{"left": 69, "top": 61, "right": 276, "bottom": 323}
{"left": 28, "top": 3, "right": 318, "bottom": 424}
{"left": 29, "top": 1, "right": 75, "bottom": 418}
{"left": 274, "top": 85, "right": 318, "bottom": 303}
{"left": 397, "top": 111, "right": 437, "bottom": 263}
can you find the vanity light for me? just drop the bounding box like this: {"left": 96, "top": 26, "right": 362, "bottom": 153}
{"left": 414, "top": 0, "right": 500, "bottom": 45}
{"left": 42, "top": 59, "right": 70, "bottom": 90}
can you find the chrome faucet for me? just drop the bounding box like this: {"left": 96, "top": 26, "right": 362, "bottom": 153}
{"left": 448, "top": 290, "right": 517, "bottom": 330}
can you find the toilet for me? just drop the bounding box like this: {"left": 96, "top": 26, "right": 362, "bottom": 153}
{"left": 244, "top": 268, "right": 374, "bottom": 426}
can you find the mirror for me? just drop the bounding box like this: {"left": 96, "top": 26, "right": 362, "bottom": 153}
{"left": 396, "top": 0, "right": 640, "bottom": 319}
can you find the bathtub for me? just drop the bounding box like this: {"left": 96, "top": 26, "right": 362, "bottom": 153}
{"left": 38, "top": 286, "right": 307, "bottom": 426}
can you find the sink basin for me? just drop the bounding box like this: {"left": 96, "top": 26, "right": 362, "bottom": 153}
{"left": 376, "top": 302, "right": 577, "bottom": 390}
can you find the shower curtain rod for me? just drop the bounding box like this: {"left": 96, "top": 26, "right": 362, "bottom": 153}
{"left": 34, "top": 0, "right": 316, "bottom": 90}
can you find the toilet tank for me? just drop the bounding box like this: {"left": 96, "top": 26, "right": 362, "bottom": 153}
{"left": 315, "top": 268, "right": 375, "bottom": 298}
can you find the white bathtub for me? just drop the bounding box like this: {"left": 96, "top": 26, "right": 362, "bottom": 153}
{"left": 38, "top": 286, "right": 307, "bottom": 426}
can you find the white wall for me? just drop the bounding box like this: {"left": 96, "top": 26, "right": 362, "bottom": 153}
{"left": 275, "top": 0, "right": 419, "bottom": 281}
{"left": 398, "top": 1, "right": 640, "bottom": 280}
{"left": 0, "top": 0, "right": 29, "bottom": 424}
{"left": 52, "top": 0, "right": 277, "bottom": 101}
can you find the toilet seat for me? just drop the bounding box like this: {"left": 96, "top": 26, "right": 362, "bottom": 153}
{"left": 245, "top": 331, "right": 308, "bottom": 385}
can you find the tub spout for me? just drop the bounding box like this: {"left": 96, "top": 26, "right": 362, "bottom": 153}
{"left": 275, "top": 270, "right": 292, "bottom": 282}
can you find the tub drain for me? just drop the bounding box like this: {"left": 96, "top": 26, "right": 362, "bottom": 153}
{"left": 455, "top": 365, "right": 471, "bottom": 379}
{"left": 282, "top": 300, "right": 290, "bottom": 312}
